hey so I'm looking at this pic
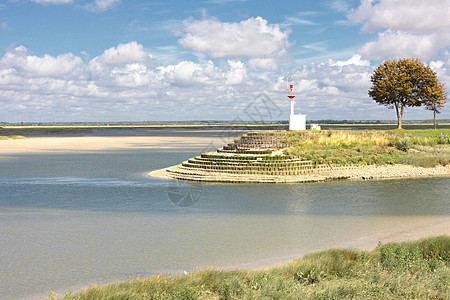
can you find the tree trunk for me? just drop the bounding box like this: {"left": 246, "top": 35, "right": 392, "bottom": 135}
{"left": 434, "top": 110, "right": 437, "bottom": 129}
{"left": 395, "top": 103, "right": 403, "bottom": 129}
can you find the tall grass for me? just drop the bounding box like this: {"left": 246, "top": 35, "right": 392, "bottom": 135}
{"left": 283, "top": 130, "right": 450, "bottom": 167}
{"left": 53, "top": 236, "right": 449, "bottom": 299}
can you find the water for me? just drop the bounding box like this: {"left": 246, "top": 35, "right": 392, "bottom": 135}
{"left": 1, "top": 142, "right": 449, "bottom": 299}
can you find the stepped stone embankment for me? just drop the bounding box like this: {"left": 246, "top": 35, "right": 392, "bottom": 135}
{"left": 148, "top": 131, "right": 450, "bottom": 183}
{"left": 148, "top": 131, "right": 357, "bottom": 183}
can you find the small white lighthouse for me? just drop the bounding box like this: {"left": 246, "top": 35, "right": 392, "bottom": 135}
{"left": 287, "top": 80, "right": 306, "bottom": 130}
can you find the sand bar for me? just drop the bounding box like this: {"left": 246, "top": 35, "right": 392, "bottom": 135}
{"left": 0, "top": 136, "right": 226, "bottom": 154}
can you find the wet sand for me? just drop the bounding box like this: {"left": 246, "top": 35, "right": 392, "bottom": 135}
{"left": 234, "top": 216, "right": 450, "bottom": 271}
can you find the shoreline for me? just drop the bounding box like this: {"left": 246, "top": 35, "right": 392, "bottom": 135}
{"left": 50, "top": 231, "right": 450, "bottom": 299}
{"left": 35, "top": 215, "right": 450, "bottom": 299}
{"left": 148, "top": 163, "right": 450, "bottom": 183}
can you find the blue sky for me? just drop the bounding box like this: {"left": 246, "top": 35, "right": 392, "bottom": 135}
{"left": 1, "top": 0, "right": 449, "bottom": 122}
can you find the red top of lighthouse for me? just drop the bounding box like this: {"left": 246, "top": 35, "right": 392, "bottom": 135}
{"left": 287, "top": 82, "right": 296, "bottom": 99}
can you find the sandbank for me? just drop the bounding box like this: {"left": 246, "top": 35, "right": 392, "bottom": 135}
{"left": 0, "top": 136, "right": 226, "bottom": 154}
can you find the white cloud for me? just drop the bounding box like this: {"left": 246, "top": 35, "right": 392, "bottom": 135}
{"left": 83, "top": 0, "right": 121, "bottom": 12}
{"left": 329, "top": 0, "right": 350, "bottom": 13}
{"left": 110, "top": 64, "right": 153, "bottom": 88}
{"left": 225, "top": 60, "right": 246, "bottom": 85}
{"left": 349, "top": 0, "right": 450, "bottom": 34}
{"left": 284, "top": 16, "right": 318, "bottom": 26}
{"left": 30, "top": 0, "right": 73, "bottom": 4}
{"left": 207, "top": 0, "right": 247, "bottom": 4}
{"left": 358, "top": 30, "right": 448, "bottom": 61}
{"left": 429, "top": 52, "right": 450, "bottom": 96}
{"left": 178, "top": 17, "right": 290, "bottom": 59}
{"left": 1, "top": 46, "right": 84, "bottom": 78}
{"left": 247, "top": 58, "right": 279, "bottom": 71}
{"left": 157, "top": 60, "right": 220, "bottom": 87}
{"left": 1, "top": 41, "right": 449, "bottom": 122}
{"left": 329, "top": 54, "right": 370, "bottom": 67}
{"left": 348, "top": 0, "right": 450, "bottom": 61}
{"left": 91, "top": 42, "right": 152, "bottom": 66}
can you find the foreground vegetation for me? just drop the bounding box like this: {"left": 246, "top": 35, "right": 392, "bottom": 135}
{"left": 52, "top": 236, "right": 449, "bottom": 299}
{"left": 284, "top": 129, "right": 450, "bottom": 167}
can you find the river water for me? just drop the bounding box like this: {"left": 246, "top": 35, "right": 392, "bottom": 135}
{"left": 1, "top": 133, "right": 449, "bottom": 299}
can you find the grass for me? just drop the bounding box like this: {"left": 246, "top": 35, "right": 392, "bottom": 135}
{"left": 283, "top": 129, "right": 450, "bottom": 167}
{"left": 0, "top": 135, "right": 26, "bottom": 140}
{"left": 51, "top": 236, "right": 450, "bottom": 299}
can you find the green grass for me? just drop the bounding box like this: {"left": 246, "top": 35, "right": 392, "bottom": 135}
{"left": 52, "top": 236, "right": 450, "bottom": 299}
{"left": 0, "top": 135, "right": 26, "bottom": 140}
{"left": 8, "top": 135, "right": 26, "bottom": 139}
{"left": 283, "top": 129, "right": 450, "bottom": 167}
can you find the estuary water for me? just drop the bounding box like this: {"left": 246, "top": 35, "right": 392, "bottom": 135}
{"left": 0, "top": 133, "right": 449, "bottom": 299}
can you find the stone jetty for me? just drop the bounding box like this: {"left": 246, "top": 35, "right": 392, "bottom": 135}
{"left": 148, "top": 131, "right": 450, "bottom": 183}
{"left": 149, "top": 132, "right": 356, "bottom": 183}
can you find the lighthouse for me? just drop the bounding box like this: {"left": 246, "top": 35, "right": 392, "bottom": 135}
{"left": 287, "top": 80, "right": 306, "bottom": 130}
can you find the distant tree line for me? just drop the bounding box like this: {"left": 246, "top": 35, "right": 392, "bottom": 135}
{"left": 2, "top": 119, "right": 450, "bottom": 127}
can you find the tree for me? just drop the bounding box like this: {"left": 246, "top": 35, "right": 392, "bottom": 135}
{"left": 424, "top": 82, "right": 447, "bottom": 129}
{"left": 368, "top": 58, "right": 447, "bottom": 129}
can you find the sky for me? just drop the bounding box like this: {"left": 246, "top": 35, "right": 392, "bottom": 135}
{"left": 0, "top": 0, "right": 449, "bottom": 122}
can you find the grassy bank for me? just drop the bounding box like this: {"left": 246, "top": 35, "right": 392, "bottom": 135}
{"left": 283, "top": 129, "right": 450, "bottom": 167}
{"left": 52, "top": 236, "right": 449, "bottom": 299}
{"left": 0, "top": 135, "right": 26, "bottom": 140}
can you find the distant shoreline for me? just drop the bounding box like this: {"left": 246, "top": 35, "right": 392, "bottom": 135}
{"left": 1, "top": 122, "right": 450, "bottom": 136}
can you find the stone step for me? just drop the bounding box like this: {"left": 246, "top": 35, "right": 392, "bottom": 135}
{"left": 185, "top": 160, "right": 314, "bottom": 168}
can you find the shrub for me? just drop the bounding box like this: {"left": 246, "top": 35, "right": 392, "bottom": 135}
{"left": 396, "top": 135, "right": 412, "bottom": 151}
{"left": 437, "top": 132, "right": 450, "bottom": 145}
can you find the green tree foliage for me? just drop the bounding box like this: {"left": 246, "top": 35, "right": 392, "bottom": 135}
{"left": 369, "top": 58, "right": 447, "bottom": 129}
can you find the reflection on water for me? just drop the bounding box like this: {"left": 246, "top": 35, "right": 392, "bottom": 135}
{"left": 0, "top": 149, "right": 449, "bottom": 299}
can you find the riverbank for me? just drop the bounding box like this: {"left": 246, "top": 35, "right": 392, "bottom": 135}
{"left": 53, "top": 236, "right": 450, "bottom": 299}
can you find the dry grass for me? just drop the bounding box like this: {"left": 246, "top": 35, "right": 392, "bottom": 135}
{"left": 283, "top": 130, "right": 450, "bottom": 167}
